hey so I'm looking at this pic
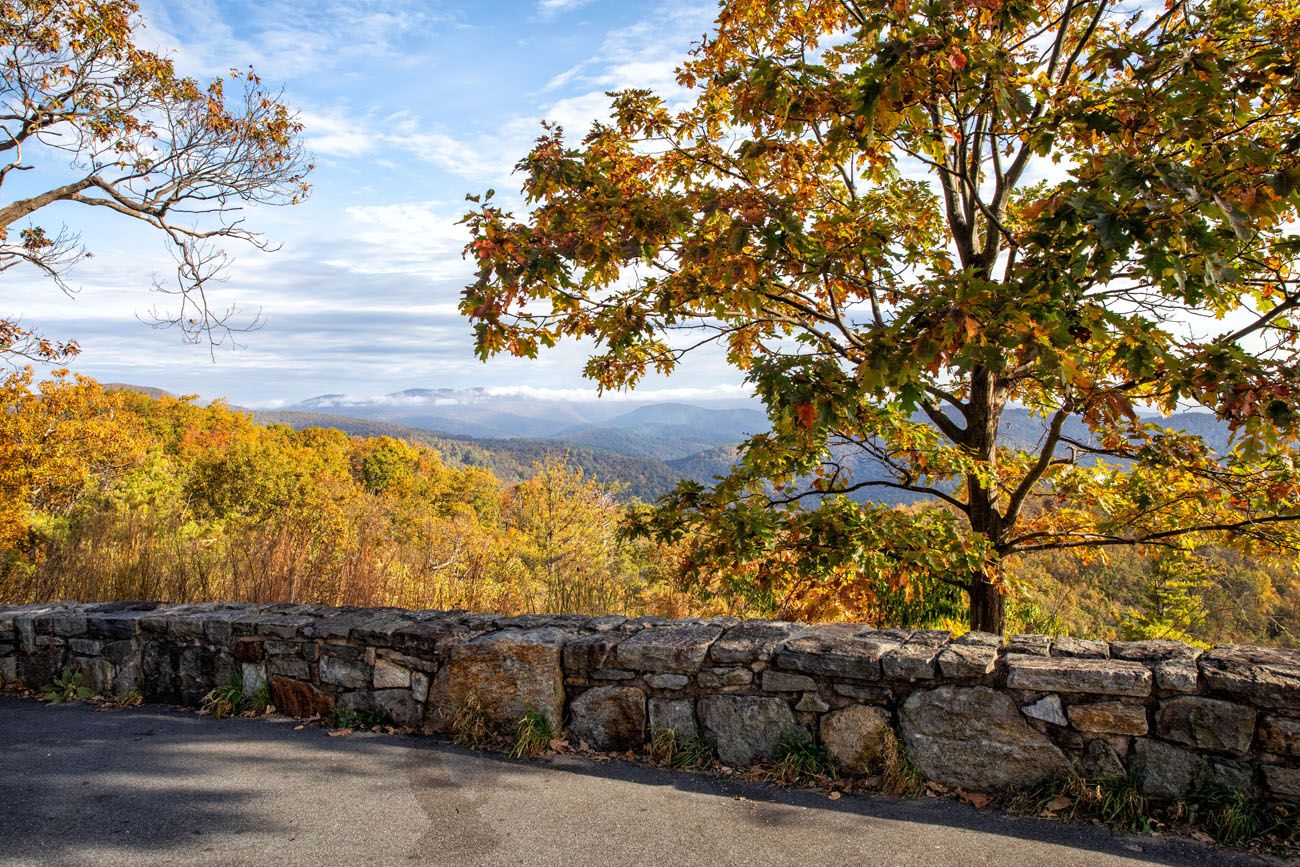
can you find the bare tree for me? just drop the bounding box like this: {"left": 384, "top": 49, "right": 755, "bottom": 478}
{"left": 0, "top": 0, "right": 311, "bottom": 360}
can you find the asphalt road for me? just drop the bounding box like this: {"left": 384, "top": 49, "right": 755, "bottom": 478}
{"left": 0, "top": 696, "right": 1284, "bottom": 866}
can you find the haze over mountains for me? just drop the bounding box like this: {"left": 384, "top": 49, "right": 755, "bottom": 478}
{"left": 235, "top": 387, "right": 1236, "bottom": 504}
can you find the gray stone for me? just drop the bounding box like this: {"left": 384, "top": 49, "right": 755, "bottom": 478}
{"left": 613, "top": 624, "right": 723, "bottom": 673}
{"left": 42, "top": 615, "right": 87, "bottom": 637}
{"left": 319, "top": 655, "right": 369, "bottom": 689}
{"left": 820, "top": 705, "right": 892, "bottom": 774}
{"left": 697, "top": 667, "right": 751, "bottom": 689}
{"left": 649, "top": 698, "right": 698, "bottom": 740}
{"left": 1079, "top": 738, "right": 1126, "bottom": 779}
{"left": 425, "top": 628, "right": 566, "bottom": 732}
{"left": 1109, "top": 640, "right": 1201, "bottom": 662}
{"left": 709, "top": 621, "right": 803, "bottom": 664}
{"left": 264, "top": 640, "right": 303, "bottom": 657}
{"left": 411, "top": 671, "right": 429, "bottom": 703}
{"left": 569, "top": 686, "right": 646, "bottom": 751}
{"left": 113, "top": 660, "right": 140, "bottom": 695}
{"left": 900, "top": 686, "right": 1070, "bottom": 790}
{"left": 372, "top": 688, "right": 420, "bottom": 728}
{"left": 881, "top": 632, "right": 947, "bottom": 681}
{"left": 241, "top": 663, "right": 267, "bottom": 699}
{"left": 1005, "top": 655, "right": 1152, "bottom": 697}
{"left": 645, "top": 673, "right": 689, "bottom": 690}
{"left": 1022, "top": 694, "right": 1067, "bottom": 727}
{"left": 68, "top": 638, "right": 102, "bottom": 656}
{"left": 562, "top": 633, "right": 621, "bottom": 673}
{"left": 1259, "top": 715, "right": 1300, "bottom": 757}
{"left": 937, "top": 631, "right": 1001, "bottom": 678}
{"left": 761, "top": 671, "right": 817, "bottom": 692}
{"left": 252, "top": 615, "right": 315, "bottom": 640}
{"left": 1051, "top": 636, "right": 1109, "bottom": 659}
{"left": 1206, "top": 759, "right": 1255, "bottom": 795}
{"left": 1263, "top": 765, "right": 1300, "bottom": 800}
{"left": 796, "top": 692, "right": 829, "bottom": 713}
{"left": 773, "top": 625, "right": 900, "bottom": 680}
{"left": 0, "top": 656, "right": 16, "bottom": 687}
{"left": 372, "top": 659, "right": 410, "bottom": 690}
{"left": 1199, "top": 645, "right": 1300, "bottom": 709}
{"left": 1067, "top": 702, "right": 1148, "bottom": 735}
{"left": 102, "top": 640, "right": 136, "bottom": 664}
{"left": 1131, "top": 738, "right": 1205, "bottom": 798}
{"left": 1006, "top": 634, "right": 1051, "bottom": 656}
{"left": 833, "top": 683, "right": 891, "bottom": 703}
{"left": 75, "top": 657, "right": 115, "bottom": 695}
{"left": 698, "top": 695, "right": 796, "bottom": 766}
{"left": 266, "top": 656, "right": 309, "bottom": 680}
{"left": 1154, "top": 661, "right": 1201, "bottom": 695}
{"left": 591, "top": 668, "right": 636, "bottom": 681}
{"left": 1156, "top": 696, "right": 1256, "bottom": 755}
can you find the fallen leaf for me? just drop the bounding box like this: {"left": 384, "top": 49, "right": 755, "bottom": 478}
{"left": 1046, "top": 796, "right": 1073, "bottom": 812}
{"left": 293, "top": 724, "right": 305, "bottom": 731}
{"left": 327, "top": 727, "right": 353, "bottom": 737}
{"left": 926, "top": 781, "right": 950, "bottom": 795}
{"left": 827, "top": 791, "right": 841, "bottom": 801}
{"left": 959, "top": 790, "right": 992, "bottom": 809}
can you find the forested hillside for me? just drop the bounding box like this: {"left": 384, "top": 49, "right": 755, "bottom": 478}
{"left": 2, "top": 370, "right": 1297, "bottom": 647}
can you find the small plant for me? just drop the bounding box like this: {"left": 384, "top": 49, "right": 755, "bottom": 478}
{"left": 202, "top": 672, "right": 245, "bottom": 720}
{"left": 1185, "top": 787, "right": 1275, "bottom": 848}
{"left": 1081, "top": 769, "right": 1151, "bottom": 834}
{"left": 115, "top": 688, "right": 143, "bottom": 708}
{"left": 330, "top": 705, "right": 395, "bottom": 731}
{"left": 246, "top": 683, "right": 271, "bottom": 715}
{"left": 880, "top": 729, "right": 925, "bottom": 799}
{"left": 772, "top": 728, "right": 836, "bottom": 785}
{"left": 450, "top": 697, "right": 493, "bottom": 749}
{"left": 510, "top": 709, "right": 555, "bottom": 759}
{"left": 647, "top": 728, "right": 714, "bottom": 770}
{"left": 41, "top": 666, "right": 93, "bottom": 704}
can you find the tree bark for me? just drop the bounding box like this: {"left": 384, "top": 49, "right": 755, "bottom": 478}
{"left": 968, "top": 575, "right": 1005, "bottom": 634}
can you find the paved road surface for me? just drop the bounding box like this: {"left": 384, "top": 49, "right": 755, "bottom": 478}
{"left": 0, "top": 697, "right": 1283, "bottom": 866}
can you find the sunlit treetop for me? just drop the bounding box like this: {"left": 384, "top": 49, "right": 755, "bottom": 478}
{"left": 463, "top": 0, "right": 1300, "bottom": 631}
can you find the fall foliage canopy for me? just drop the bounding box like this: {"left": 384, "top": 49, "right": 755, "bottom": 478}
{"left": 462, "top": 0, "right": 1300, "bottom": 631}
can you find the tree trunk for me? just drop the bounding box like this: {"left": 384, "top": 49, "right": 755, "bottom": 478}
{"left": 968, "top": 576, "right": 1005, "bottom": 634}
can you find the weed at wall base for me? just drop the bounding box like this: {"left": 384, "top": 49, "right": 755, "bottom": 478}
{"left": 771, "top": 729, "right": 836, "bottom": 786}
{"left": 880, "top": 729, "right": 924, "bottom": 799}
{"left": 510, "top": 710, "right": 554, "bottom": 759}
{"left": 450, "top": 698, "right": 492, "bottom": 750}
{"left": 647, "top": 728, "right": 714, "bottom": 770}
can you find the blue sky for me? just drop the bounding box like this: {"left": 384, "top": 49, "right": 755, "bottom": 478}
{"left": 6, "top": 0, "right": 747, "bottom": 406}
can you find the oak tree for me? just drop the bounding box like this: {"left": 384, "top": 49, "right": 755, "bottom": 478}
{"left": 463, "top": 0, "right": 1300, "bottom": 632}
{"left": 0, "top": 0, "right": 310, "bottom": 360}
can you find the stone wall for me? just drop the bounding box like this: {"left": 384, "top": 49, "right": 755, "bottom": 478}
{"left": 2, "top": 601, "right": 1297, "bottom": 801}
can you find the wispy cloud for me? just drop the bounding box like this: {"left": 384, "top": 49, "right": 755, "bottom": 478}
{"left": 537, "top": 0, "right": 596, "bottom": 17}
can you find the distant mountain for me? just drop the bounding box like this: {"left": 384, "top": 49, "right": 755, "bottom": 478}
{"left": 251, "top": 408, "right": 687, "bottom": 501}
{"left": 103, "top": 383, "right": 174, "bottom": 400}
{"left": 279, "top": 389, "right": 760, "bottom": 442}
{"left": 244, "top": 389, "right": 1241, "bottom": 506}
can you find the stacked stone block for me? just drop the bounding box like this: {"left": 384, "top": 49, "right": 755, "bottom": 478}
{"left": 1, "top": 601, "right": 1297, "bottom": 801}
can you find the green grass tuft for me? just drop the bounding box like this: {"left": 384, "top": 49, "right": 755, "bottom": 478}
{"left": 647, "top": 728, "right": 714, "bottom": 770}
{"left": 772, "top": 728, "right": 836, "bottom": 785}
{"left": 510, "top": 709, "right": 554, "bottom": 758}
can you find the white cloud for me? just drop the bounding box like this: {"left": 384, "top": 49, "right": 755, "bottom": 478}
{"left": 537, "top": 0, "right": 595, "bottom": 17}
